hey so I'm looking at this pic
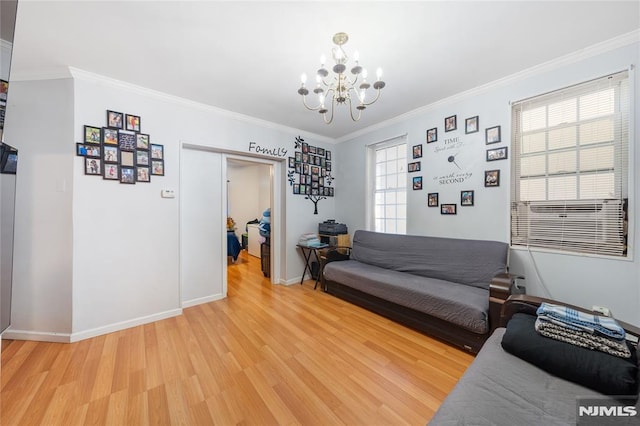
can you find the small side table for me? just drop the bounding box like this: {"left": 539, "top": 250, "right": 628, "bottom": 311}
{"left": 296, "top": 243, "right": 328, "bottom": 289}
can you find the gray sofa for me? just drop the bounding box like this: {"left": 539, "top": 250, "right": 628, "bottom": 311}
{"left": 430, "top": 295, "right": 640, "bottom": 425}
{"left": 322, "top": 230, "right": 513, "bottom": 353}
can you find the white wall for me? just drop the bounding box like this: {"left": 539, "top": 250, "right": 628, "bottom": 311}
{"left": 4, "top": 69, "right": 336, "bottom": 341}
{"left": 228, "top": 162, "right": 270, "bottom": 234}
{"left": 336, "top": 39, "right": 640, "bottom": 325}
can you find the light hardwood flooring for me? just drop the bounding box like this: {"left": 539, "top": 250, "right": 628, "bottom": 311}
{"left": 1, "top": 251, "right": 473, "bottom": 425}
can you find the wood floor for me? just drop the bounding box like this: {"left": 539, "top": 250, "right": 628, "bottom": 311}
{"left": 1, "top": 251, "right": 473, "bottom": 425}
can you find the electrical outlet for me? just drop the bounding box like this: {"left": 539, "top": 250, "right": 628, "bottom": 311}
{"left": 592, "top": 305, "right": 611, "bottom": 316}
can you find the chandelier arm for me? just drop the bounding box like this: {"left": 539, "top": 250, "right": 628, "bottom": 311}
{"left": 301, "top": 95, "right": 322, "bottom": 111}
{"left": 347, "top": 97, "right": 363, "bottom": 122}
{"left": 362, "top": 87, "right": 383, "bottom": 106}
{"left": 323, "top": 96, "right": 336, "bottom": 124}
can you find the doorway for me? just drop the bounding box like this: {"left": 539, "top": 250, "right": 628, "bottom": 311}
{"left": 180, "top": 145, "right": 281, "bottom": 309}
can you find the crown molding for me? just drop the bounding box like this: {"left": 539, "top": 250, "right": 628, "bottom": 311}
{"left": 335, "top": 29, "right": 640, "bottom": 144}
{"left": 67, "top": 67, "right": 333, "bottom": 144}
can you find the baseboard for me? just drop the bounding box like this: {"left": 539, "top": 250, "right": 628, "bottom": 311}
{"left": 70, "top": 308, "right": 183, "bottom": 342}
{"left": 280, "top": 276, "right": 302, "bottom": 286}
{"left": 2, "top": 329, "right": 72, "bottom": 343}
{"left": 182, "top": 293, "right": 225, "bottom": 308}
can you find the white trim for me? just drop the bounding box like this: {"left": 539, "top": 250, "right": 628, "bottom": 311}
{"left": 336, "top": 30, "right": 640, "bottom": 144}
{"left": 3, "top": 308, "right": 183, "bottom": 343}
{"left": 280, "top": 277, "right": 302, "bottom": 286}
{"left": 64, "top": 67, "right": 334, "bottom": 144}
{"left": 182, "top": 293, "right": 225, "bottom": 309}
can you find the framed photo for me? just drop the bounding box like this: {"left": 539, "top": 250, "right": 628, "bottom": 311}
{"left": 121, "top": 151, "right": 134, "bottom": 167}
{"left": 136, "top": 133, "right": 150, "bottom": 149}
{"left": 103, "top": 163, "right": 119, "bottom": 180}
{"left": 136, "top": 166, "right": 150, "bottom": 182}
{"left": 125, "top": 114, "right": 141, "bottom": 132}
{"left": 326, "top": 150, "right": 331, "bottom": 160}
{"left": 118, "top": 130, "right": 136, "bottom": 151}
{"left": 318, "top": 148, "right": 325, "bottom": 156}
{"left": 151, "top": 160, "right": 164, "bottom": 176}
{"left": 76, "top": 143, "right": 100, "bottom": 157}
{"left": 428, "top": 193, "right": 439, "bottom": 207}
{"left": 329, "top": 187, "right": 334, "bottom": 197}
{"left": 302, "top": 153, "right": 309, "bottom": 164}
{"left": 295, "top": 152, "right": 302, "bottom": 162}
{"left": 120, "top": 167, "right": 135, "bottom": 184}
{"left": 311, "top": 166, "right": 319, "bottom": 175}
{"left": 412, "top": 176, "right": 423, "bottom": 190}
{"left": 309, "top": 146, "right": 317, "bottom": 155}
{"left": 151, "top": 144, "right": 164, "bottom": 160}
{"left": 445, "top": 115, "right": 457, "bottom": 132}
{"left": 408, "top": 161, "right": 421, "bottom": 172}
{"left": 465, "top": 116, "right": 479, "bottom": 134}
{"left": 485, "top": 170, "right": 500, "bottom": 187}
{"left": 441, "top": 204, "right": 457, "bottom": 215}
{"left": 0, "top": 80, "right": 8, "bottom": 102}
{"left": 302, "top": 142, "right": 309, "bottom": 153}
{"left": 485, "top": 125, "right": 501, "bottom": 144}
{"left": 486, "top": 146, "right": 508, "bottom": 161}
{"left": 84, "top": 125, "right": 102, "bottom": 144}
{"left": 426, "top": 127, "right": 438, "bottom": 143}
{"left": 293, "top": 184, "right": 300, "bottom": 194}
{"left": 103, "top": 145, "right": 119, "bottom": 163}
{"left": 412, "top": 144, "right": 422, "bottom": 159}
{"left": 326, "top": 161, "right": 331, "bottom": 171}
{"left": 103, "top": 127, "right": 119, "bottom": 145}
{"left": 461, "top": 190, "right": 474, "bottom": 206}
{"left": 288, "top": 157, "right": 295, "bottom": 168}
{"left": 106, "top": 110, "right": 124, "bottom": 129}
{"left": 85, "top": 157, "right": 101, "bottom": 175}
{"left": 136, "top": 149, "right": 149, "bottom": 166}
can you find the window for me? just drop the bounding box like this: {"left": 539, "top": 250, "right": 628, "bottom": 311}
{"left": 369, "top": 137, "right": 407, "bottom": 234}
{"left": 511, "top": 71, "right": 629, "bottom": 257}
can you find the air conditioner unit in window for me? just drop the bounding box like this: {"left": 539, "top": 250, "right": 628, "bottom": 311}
{"left": 512, "top": 199, "right": 626, "bottom": 256}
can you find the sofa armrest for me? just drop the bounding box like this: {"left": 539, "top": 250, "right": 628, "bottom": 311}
{"left": 319, "top": 247, "right": 351, "bottom": 291}
{"left": 488, "top": 273, "right": 514, "bottom": 333}
{"left": 499, "top": 295, "right": 640, "bottom": 341}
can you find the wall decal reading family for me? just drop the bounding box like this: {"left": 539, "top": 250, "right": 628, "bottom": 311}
{"left": 77, "top": 110, "right": 165, "bottom": 184}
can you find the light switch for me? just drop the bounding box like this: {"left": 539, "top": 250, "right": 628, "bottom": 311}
{"left": 161, "top": 189, "right": 175, "bottom": 198}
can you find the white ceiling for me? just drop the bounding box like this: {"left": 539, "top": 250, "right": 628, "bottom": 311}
{"left": 7, "top": 1, "right": 640, "bottom": 141}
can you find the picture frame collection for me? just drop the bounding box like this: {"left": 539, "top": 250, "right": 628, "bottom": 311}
{"left": 77, "top": 110, "right": 164, "bottom": 184}
{"left": 288, "top": 140, "right": 334, "bottom": 197}
{"left": 416, "top": 114, "right": 506, "bottom": 214}
{"left": 0, "top": 80, "right": 7, "bottom": 133}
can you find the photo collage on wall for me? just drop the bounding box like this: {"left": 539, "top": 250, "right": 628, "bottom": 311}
{"left": 287, "top": 136, "right": 334, "bottom": 197}
{"left": 76, "top": 110, "right": 164, "bottom": 184}
{"left": 0, "top": 80, "right": 8, "bottom": 134}
{"left": 416, "top": 113, "right": 505, "bottom": 215}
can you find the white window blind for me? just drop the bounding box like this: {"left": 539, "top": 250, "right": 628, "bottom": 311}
{"left": 511, "top": 71, "right": 629, "bottom": 257}
{"left": 370, "top": 138, "right": 407, "bottom": 234}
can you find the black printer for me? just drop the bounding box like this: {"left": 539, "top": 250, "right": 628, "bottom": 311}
{"left": 318, "top": 220, "right": 348, "bottom": 236}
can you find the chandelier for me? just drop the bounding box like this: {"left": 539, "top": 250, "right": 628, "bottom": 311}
{"left": 297, "top": 32, "right": 385, "bottom": 124}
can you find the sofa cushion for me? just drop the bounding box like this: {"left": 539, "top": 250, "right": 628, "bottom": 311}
{"left": 429, "top": 328, "right": 632, "bottom": 425}
{"left": 323, "top": 259, "right": 489, "bottom": 334}
{"left": 349, "top": 230, "right": 507, "bottom": 290}
{"left": 501, "top": 313, "right": 639, "bottom": 396}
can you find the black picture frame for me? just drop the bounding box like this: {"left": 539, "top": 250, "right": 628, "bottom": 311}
{"left": 288, "top": 157, "right": 295, "bottom": 168}
{"left": 125, "top": 114, "right": 141, "bottom": 132}
{"left": 412, "top": 176, "right": 423, "bottom": 190}
{"left": 295, "top": 152, "right": 302, "bottom": 162}
{"left": 84, "top": 125, "right": 102, "bottom": 144}
{"left": 412, "top": 144, "right": 423, "bottom": 159}
{"left": 461, "top": 190, "right": 474, "bottom": 206}
{"left": 441, "top": 204, "right": 457, "bottom": 215}
{"left": 103, "top": 127, "right": 119, "bottom": 145}
{"left": 118, "top": 130, "right": 136, "bottom": 151}
{"left": 120, "top": 167, "right": 135, "bottom": 184}
{"left": 485, "top": 125, "right": 501, "bottom": 144}
{"left": 106, "top": 110, "right": 124, "bottom": 129}
{"left": 486, "top": 146, "right": 508, "bottom": 161}
{"left": 151, "top": 160, "right": 165, "bottom": 176}
{"left": 445, "top": 115, "right": 457, "bottom": 132}
{"left": 121, "top": 151, "right": 134, "bottom": 167}
{"left": 136, "top": 149, "right": 150, "bottom": 166}
{"left": 84, "top": 157, "right": 101, "bottom": 175}
{"left": 326, "top": 150, "right": 331, "bottom": 160}
{"left": 103, "top": 145, "right": 119, "bottom": 164}
{"left": 76, "top": 143, "right": 100, "bottom": 158}
{"left": 151, "top": 144, "right": 164, "bottom": 160}
{"left": 485, "top": 170, "right": 500, "bottom": 187}
{"left": 0, "top": 79, "right": 7, "bottom": 102}
{"left": 293, "top": 184, "right": 300, "bottom": 194}
{"left": 103, "top": 163, "right": 120, "bottom": 180}
{"left": 465, "top": 116, "right": 479, "bottom": 134}
{"left": 428, "top": 193, "right": 439, "bottom": 207}
{"left": 136, "top": 133, "right": 150, "bottom": 149}
{"left": 426, "top": 127, "right": 438, "bottom": 143}
{"left": 408, "top": 161, "right": 421, "bottom": 172}
{"left": 136, "top": 166, "right": 151, "bottom": 183}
